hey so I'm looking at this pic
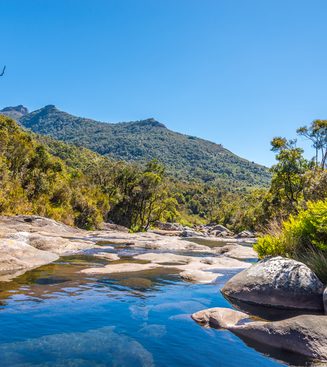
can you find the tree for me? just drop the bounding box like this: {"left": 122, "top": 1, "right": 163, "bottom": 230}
{"left": 268, "top": 137, "right": 310, "bottom": 215}
{"left": 109, "top": 160, "right": 178, "bottom": 231}
{"left": 297, "top": 120, "right": 327, "bottom": 169}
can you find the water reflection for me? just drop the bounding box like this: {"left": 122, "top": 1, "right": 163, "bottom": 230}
{"left": 0, "top": 255, "right": 182, "bottom": 308}
{"left": 224, "top": 296, "right": 323, "bottom": 322}
{"left": 0, "top": 250, "right": 304, "bottom": 367}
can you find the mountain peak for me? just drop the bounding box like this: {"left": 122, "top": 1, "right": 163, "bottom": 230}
{"left": 0, "top": 105, "right": 29, "bottom": 120}
{"left": 42, "top": 105, "right": 58, "bottom": 112}
{"left": 136, "top": 118, "right": 166, "bottom": 128}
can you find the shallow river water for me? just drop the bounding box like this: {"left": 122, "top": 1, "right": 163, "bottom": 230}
{"left": 0, "top": 243, "right": 310, "bottom": 367}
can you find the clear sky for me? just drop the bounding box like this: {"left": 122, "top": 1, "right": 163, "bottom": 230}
{"left": 1, "top": 0, "right": 326, "bottom": 166}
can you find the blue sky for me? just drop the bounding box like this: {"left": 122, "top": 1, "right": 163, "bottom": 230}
{"left": 1, "top": 0, "right": 326, "bottom": 166}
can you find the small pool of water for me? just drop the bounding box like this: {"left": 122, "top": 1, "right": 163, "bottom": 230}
{"left": 0, "top": 251, "right": 308, "bottom": 367}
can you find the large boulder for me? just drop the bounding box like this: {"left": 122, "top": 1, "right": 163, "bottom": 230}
{"left": 230, "top": 315, "right": 327, "bottom": 362}
{"left": 209, "top": 224, "right": 234, "bottom": 237}
{"left": 222, "top": 256, "right": 324, "bottom": 311}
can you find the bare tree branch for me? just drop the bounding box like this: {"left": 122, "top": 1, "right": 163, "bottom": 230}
{"left": 0, "top": 66, "right": 6, "bottom": 77}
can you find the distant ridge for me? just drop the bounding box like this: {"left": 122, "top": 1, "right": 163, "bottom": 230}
{"left": 1, "top": 105, "right": 271, "bottom": 186}
{"left": 1, "top": 105, "right": 29, "bottom": 120}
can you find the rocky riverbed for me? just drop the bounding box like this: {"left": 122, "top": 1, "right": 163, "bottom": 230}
{"left": 0, "top": 215, "right": 257, "bottom": 283}
{"left": 1, "top": 215, "right": 326, "bottom": 366}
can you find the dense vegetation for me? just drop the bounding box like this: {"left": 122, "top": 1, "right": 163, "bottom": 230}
{"left": 254, "top": 120, "right": 327, "bottom": 281}
{"left": 41, "top": 132, "right": 266, "bottom": 231}
{"left": 255, "top": 200, "right": 327, "bottom": 281}
{"left": 0, "top": 115, "right": 180, "bottom": 230}
{"left": 1, "top": 107, "right": 325, "bottom": 283}
{"left": 3, "top": 105, "right": 271, "bottom": 187}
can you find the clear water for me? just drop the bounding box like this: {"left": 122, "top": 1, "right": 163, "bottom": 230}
{"left": 0, "top": 248, "right": 307, "bottom": 367}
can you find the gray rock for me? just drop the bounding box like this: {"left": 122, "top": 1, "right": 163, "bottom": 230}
{"left": 100, "top": 222, "right": 129, "bottom": 232}
{"left": 230, "top": 315, "right": 327, "bottom": 361}
{"left": 192, "top": 307, "right": 250, "bottom": 328}
{"left": 324, "top": 288, "right": 327, "bottom": 315}
{"left": 180, "top": 270, "right": 221, "bottom": 284}
{"left": 214, "top": 244, "right": 257, "bottom": 259}
{"left": 0, "top": 235, "right": 59, "bottom": 281}
{"left": 154, "top": 221, "right": 183, "bottom": 231}
{"left": 237, "top": 230, "right": 255, "bottom": 238}
{"left": 181, "top": 230, "right": 205, "bottom": 238}
{"left": 211, "top": 224, "right": 229, "bottom": 232}
{"left": 222, "top": 256, "right": 324, "bottom": 311}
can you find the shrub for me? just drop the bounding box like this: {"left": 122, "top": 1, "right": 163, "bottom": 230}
{"left": 254, "top": 200, "right": 327, "bottom": 282}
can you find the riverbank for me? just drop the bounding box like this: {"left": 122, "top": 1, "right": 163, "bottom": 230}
{"left": 0, "top": 215, "right": 256, "bottom": 282}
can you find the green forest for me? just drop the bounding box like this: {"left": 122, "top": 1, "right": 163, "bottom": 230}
{"left": 0, "top": 114, "right": 269, "bottom": 231}
{"left": 0, "top": 113, "right": 326, "bottom": 279}
{"left": 8, "top": 105, "right": 271, "bottom": 186}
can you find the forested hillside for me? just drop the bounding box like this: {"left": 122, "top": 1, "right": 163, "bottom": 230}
{"left": 2, "top": 105, "right": 271, "bottom": 187}
{"left": 0, "top": 114, "right": 271, "bottom": 231}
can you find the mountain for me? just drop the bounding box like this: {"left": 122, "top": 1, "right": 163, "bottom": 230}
{"left": 0, "top": 105, "right": 29, "bottom": 120}
{"left": 1, "top": 105, "right": 271, "bottom": 186}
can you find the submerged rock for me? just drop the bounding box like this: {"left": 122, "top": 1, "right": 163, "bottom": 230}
{"left": 192, "top": 307, "right": 250, "bottom": 328}
{"left": 222, "top": 256, "right": 324, "bottom": 311}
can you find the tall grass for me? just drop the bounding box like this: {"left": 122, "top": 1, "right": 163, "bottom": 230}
{"left": 254, "top": 200, "right": 327, "bottom": 284}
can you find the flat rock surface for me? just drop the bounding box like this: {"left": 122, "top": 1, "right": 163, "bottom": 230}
{"left": 81, "top": 262, "right": 161, "bottom": 274}
{"left": 214, "top": 244, "right": 257, "bottom": 259}
{"left": 0, "top": 215, "right": 253, "bottom": 282}
{"left": 0, "top": 235, "right": 59, "bottom": 281}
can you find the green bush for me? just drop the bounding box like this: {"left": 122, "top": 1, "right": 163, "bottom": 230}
{"left": 255, "top": 200, "right": 327, "bottom": 257}
{"left": 254, "top": 200, "right": 327, "bottom": 282}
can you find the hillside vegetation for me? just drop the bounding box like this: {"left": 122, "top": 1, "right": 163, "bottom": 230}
{"left": 8, "top": 105, "right": 270, "bottom": 187}
{"left": 0, "top": 114, "right": 272, "bottom": 232}
{"left": 254, "top": 120, "right": 327, "bottom": 281}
